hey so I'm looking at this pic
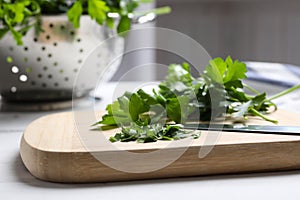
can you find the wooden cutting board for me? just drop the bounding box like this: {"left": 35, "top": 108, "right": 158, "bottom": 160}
{"left": 20, "top": 110, "right": 300, "bottom": 183}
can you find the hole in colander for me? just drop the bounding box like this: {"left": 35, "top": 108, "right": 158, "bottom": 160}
{"left": 53, "top": 62, "right": 58, "bottom": 67}
{"left": 73, "top": 68, "right": 78, "bottom": 73}
{"left": 38, "top": 74, "right": 43, "bottom": 78}
{"left": 48, "top": 74, "right": 52, "bottom": 79}
{"left": 24, "top": 46, "right": 28, "bottom": 51}
{"left": 41, "top": 46, "right": 46, "bottom": 51}
{"left": 37, "top": 57, "right": 41, "bottom": 62}
{"left": 64, "top": 77, "right": 69, "bottom": 81}
{"left": 53, "top": 42, "right": 57, "bottom": 46}
{"left": 78, "top": 59, "right": 82, "bottom": 64}
{"left": 42, "top": 83, "right": 47, "bottom": 88}
{"left": 59, "top": 69, "right": 64, "bottom": 74}
{"left": 77, "top": 38, "right": 81, "bottom": 42}
{"left": 43, "top": 66, "right": 48, "bottom": 71}
{"left": 70, "top": 31, "right": 75, "bottom": 36}
{"left": 46, "top": 35, "right": 51, "bottom": 40}
{"left": 49, "top": 23, "right": 54, "bottom": 28}
{"left": 54, "top": 82, "right": 59, "bottom": 87}
{"left": 48, "top": 53, "right": 52, "bottom": 58}
{"left": 19, "top": 74, "right": 28, "bottom": 82}
{"left": 26, "top": 67, "right": 32, "bottom": 73}
{"left": 11, "top": 87, "right": 17, "bottom": 93}
{"left": 75, "top": 91, "right": 83, "bottom": 97}
{"left": 60, "top": 25, "right": 65, "bottom": 30}
{"left": 33, "top": 37, "right": 38, "bottom": 42}
{"left": 11, "top": 66, "right": 19, "bottom": 74}
{"left": 79, "top": 48, "right": 84, "bottom": 53}
{"left": 9, "top": 46, "right": 14, "bottom": 51}
{"left": 24, "top": 57, "right": 28, "bottom": 62}
{"left": 6, "top": 56, "right": 13, "bottom": 63}
{"left": 31, "top": 81, "right": 36, "bottom": 86}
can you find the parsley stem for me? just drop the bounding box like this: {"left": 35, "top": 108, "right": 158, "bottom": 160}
{"left": 267, "top": 84, "right": 300, "bottom": 101}
{"left": 249, "top": 108, "right": 278, "bottom": 124}
{"left": 243, "top": 83, "right": 260, "bottom": 95}
{"left": 133, "top": 6, "right": 171, "bottom": 17}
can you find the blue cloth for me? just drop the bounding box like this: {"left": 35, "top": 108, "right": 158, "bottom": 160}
{"left": 245, "top": 62, "right": 300, "bottom": 88}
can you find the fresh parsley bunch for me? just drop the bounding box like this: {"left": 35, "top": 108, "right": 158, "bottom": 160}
{"left": 0, "top": 0, "right": 170, "bottom": 45}
{"left": 94, "top": 56, "right": 300, "bottom": 143}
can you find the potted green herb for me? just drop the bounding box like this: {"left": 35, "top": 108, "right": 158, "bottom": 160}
{"left": 0, "top": 0, "right": 170, "bottom": 102}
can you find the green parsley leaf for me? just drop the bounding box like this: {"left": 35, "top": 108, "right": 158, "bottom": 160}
{"left": 117, "top": 15, "right": 131, "bottom": 36}
{"left": 166, "top": 95, "right": 194, "bottom": 123}
{"left": 67, "top": 1, "right": 83, "bottom": 28}
{"left": 0, "top": 28, "right": 9, "bottom": 39}
{"left": 205, "top": 58, "right": 226, "bottom": 84}
{"left": 129, "top": 93, "right": 150, "bottom": 122}
{"left": 224, "top": 59, "right": 247, "bottom": 83}
{"left": 88, "top": 0, "right": 110, "bottom": 25}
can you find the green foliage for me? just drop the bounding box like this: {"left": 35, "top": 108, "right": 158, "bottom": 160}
{"left": 117, "top": 15, "right": 130, "bottom": 36}
{"left": 109, "top": 123, "right": 200, "bottom": 143}
{"left": 87, "top": 0, "right": 109, "bottom": 25}
{"left": 67, "top": 1, "right": 83, "bottom": 28}
{"left": 94, "top": 56, "right": 300, "bottom": 143}
{"left": 0, "top": 0, "right": 170, "bottom": 45}
{"left": 0, "top": 0, "right": 40, "bottom": 45}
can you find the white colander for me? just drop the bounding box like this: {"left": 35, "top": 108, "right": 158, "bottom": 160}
{"left": 0, "top": 15, "right": 124, "bottom": 102}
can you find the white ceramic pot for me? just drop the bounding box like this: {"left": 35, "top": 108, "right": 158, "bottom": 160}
{"left": 0, "top": 15, "right": 124, "bottom": 102}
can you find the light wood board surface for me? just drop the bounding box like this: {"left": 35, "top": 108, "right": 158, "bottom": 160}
{"left": 20, "top": 110, "right": 300, "bottom": 183}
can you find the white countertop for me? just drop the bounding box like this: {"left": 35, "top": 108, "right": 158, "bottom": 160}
{"left": 1, "top": 81, "right": 300, "bottom": 200}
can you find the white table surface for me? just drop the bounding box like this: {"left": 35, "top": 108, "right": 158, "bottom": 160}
{"left": 1, "top": 81, "right": 300, "bottom": 200}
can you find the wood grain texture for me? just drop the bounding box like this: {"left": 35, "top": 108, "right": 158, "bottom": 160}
{"left": 20, "top": 110, "right": 300, "bottom": 183}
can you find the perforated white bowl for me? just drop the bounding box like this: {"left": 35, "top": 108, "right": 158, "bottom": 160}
{"left": 0, "top": 15, "right": 124, "bottom": 102}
